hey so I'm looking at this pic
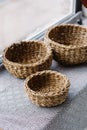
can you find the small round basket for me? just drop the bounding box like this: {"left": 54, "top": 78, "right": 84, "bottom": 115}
{"left": 24, "top": 70, "right": 70, "bottom": 107}
{"left": 3, "top": 41, "right": 52, "bottom": 78}
{"left": 45, "top": 24, "right": 87, "bottom": 65}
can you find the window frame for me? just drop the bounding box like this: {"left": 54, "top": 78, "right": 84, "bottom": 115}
{"left": 76, "top": 0, "right": 82, "bottom": 12}
{"left": 25, "top": 0, "right": 77, "bottom": 41}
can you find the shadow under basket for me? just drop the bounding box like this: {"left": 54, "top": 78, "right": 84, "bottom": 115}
{"left": 45, "top": 24, "right": 87, "bottom": 65}
{"left": 3, "top": 41, "right": 52, "bottom": 78}
{"left": 24, "top": 70, "right": 70, "bottom": 107}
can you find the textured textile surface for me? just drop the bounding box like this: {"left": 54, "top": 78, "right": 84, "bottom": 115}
{"left": 0, "top": 60, "right": 87, "bottom": 130}
{"left": 44, "top": 87, "right": 87, "bottom": 130}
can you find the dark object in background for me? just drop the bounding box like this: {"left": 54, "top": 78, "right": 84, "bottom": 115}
{"left": 81, "top": 0, "right": 87, "bottom": 8}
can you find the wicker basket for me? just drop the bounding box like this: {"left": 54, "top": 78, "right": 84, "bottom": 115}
{"left": 44, "top": 24, "right": 87, "bottom": 65}
{"left": 3, "top": 41, "right": 52, "bottom": 78}
{"left": 24, "top": 70, "right": 70, "bottom": 107}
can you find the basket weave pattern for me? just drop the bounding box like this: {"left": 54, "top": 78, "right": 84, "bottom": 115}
{"left": 45, "top": 24, "right": 87, "bottom": 65}
{"left": 24, "top": 70, "right": 70, "bottom": 107}
{"left": 3, "top": 41, "right": 52, "bottom": 78}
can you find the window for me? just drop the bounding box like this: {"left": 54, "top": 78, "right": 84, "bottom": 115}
{"left": 0, "top": 0, "right": 75, "bottom": 54}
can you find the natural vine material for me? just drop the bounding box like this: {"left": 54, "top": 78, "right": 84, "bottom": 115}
{"left": 3, "top": 41, "right": 52, "bottom": 78}
{"left": 24, "top": 70, "right": 70, "bottom": 107}
{"left": 45, "top": 24, "right": 87, "bottom": 65}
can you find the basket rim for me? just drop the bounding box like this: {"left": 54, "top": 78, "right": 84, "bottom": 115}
{"left": 45, "top": 24, "right": 87, "bottom": 49}
{"left": 3, "top": 40, "right": 52, "bottom": 67}
{"left": 24, "top": 70, "right": 70, "bottom": 97}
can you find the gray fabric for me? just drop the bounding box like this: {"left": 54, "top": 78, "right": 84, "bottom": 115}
{"left": 0, "top": 113, "right": 55, "bottom": 130}
{"left": 44, "top": 87, "right": 87, "bottom": 130}
{"left": 0, "top": 60, "right": 87, "bottom": 130}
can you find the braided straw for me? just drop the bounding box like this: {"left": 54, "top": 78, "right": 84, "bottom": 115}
{"left": 44, "top": 24, "right": 87, "bottom": 65}
{"left": 24, "top": 70, "right": 70, "bottom": 107}
{"left": 3, "top": 41, "right": 52, "bottom": 78}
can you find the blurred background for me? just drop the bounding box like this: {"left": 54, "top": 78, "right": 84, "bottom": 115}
{"left": 0, "top": 0, "right": 71, "bottom": 53}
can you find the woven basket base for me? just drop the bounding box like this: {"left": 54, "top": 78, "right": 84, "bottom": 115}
{"left": 53, "top": 51, "right": 87, "bottom": 66}
{"left": 25, "top": 89, "right": 68, "bottom": 107}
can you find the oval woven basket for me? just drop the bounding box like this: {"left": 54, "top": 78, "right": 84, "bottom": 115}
{"left": 24, "top": 70, "right": 70, "bottom": 107}
{"left": 45, "top": 24, "right": 87, "bottom": 65}
{"left": 3, "top": 41, "right": 52, "bottom": 78}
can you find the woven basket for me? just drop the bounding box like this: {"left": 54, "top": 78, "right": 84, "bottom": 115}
{"left": 45, "top": 24, "right": 87, "bottom": 65}
{"left": 3, "top": 41, "right": 52, "bottom": 78}
{"left": 24, "top": 70, "right": 70, "bottom": 107}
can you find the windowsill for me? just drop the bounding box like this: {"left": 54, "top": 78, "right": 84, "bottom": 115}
{"left": 0, "top": 61, "right": 87, "bottom": 130}
{"left": 0, "top": 13, "right": 87, "bottom": 130}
